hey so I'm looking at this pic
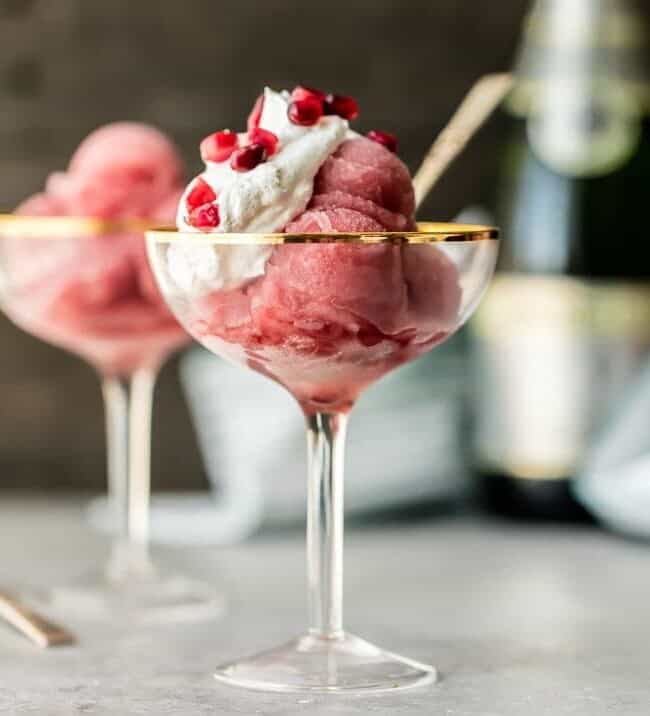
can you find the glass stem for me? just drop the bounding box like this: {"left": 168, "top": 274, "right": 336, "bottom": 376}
{"left": 305, "top": 411, "right": 348, "bottom": 639}
{"left": 101, "top": 368, "right": 157, "bottom": 580}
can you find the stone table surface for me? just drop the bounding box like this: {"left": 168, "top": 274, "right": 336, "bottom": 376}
{"left": 1, "top": 495, "right": 649, "bottom": 715}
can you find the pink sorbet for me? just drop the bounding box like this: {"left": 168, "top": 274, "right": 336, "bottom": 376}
{"left": 193, "top": 240, "right": 461, "bottom": 413}
{"left": 4, "top": 123, "right": 189, "bottom": 375}
{"left": 186, "top": 128, "right": 461, "bottom": 412}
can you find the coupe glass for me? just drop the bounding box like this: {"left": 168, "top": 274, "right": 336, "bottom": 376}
{"left": 0, "top": 214, "right": 222, "bottom": 622}
{"left": 147, "top": 222, "right": 498, "bottom": 692}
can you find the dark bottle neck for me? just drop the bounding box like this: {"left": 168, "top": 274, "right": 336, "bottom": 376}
{"left": 497, "top": 114, "right": 650, "bottom": 280}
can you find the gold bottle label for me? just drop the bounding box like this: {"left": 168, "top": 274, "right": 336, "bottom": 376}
{"left": 472, "top": 275, "right": 650, "bottom": 479}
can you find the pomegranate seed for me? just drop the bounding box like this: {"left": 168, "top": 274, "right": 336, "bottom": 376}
{"left": 292, "top": 85, "right": 326, "bottom": 103}
{"left": 324, "top": 94, "right": 359, "bottom": 120}
{"left": 185, "top": 177, "right": 217, "bottom": 211}
{"left": 247, "top": 94, "right": 265, "bottom": 132}
{"left": 230, "top": 143, "right": 267, "bottom": 172}
{"left": 288, "top": 98, "right": 323, "bottom": 126}
{"left": 249, "top": 127, "right": 279, "bottom": 156}
{"left": 200, "top": 130, "right": 238, "bottom": 163}
{"left": 367, "top": 129, "right": 398, "bottom": 153}
{"left": 188, "top": 203, "right": 220, "bottom": 230}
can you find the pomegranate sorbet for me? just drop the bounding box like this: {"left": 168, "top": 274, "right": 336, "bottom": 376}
{"left": 168, "top": 87, "right": 462, "bottom": 412}
{"left": 5, "top": 123, "right": 188, "bottom": 375}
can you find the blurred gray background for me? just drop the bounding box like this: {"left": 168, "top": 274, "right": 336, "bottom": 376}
{"left": 5, "top": 0, "right": 642, "bottom": 490}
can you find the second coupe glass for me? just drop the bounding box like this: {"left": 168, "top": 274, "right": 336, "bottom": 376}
{"left": 0, "top": 215, "right": 222, "bottom": 622}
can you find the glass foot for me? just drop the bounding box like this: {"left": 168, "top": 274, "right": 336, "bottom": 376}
{"left": 214, "top": 632, "right": 436, "bottom": 693}
{"left": 48, "top": 557, "right": 224, "bottom": 624}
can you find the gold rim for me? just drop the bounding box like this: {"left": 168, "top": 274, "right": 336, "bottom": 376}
{"left": 0, "top": 215, "right": 499, "bottom": 244}
{"left": 0, "top": 214, "right": 158, "bottom": 238}
{"left": 145, "top": 222, "right": 499, "bottom": 245}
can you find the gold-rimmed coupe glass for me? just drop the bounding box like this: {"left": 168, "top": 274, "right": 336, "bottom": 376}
{"left": 0, "top": 214, "right": 222, "bottom": 622}
{"left": 147, "top": 222, "right": 499, "bottom": 692}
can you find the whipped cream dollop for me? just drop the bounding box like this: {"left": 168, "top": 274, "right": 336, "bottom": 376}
{"left": 176, "top": 88, "right": 351, "bottom": 233}
{"left": 166, "top": 242, "right": 271, "bottom": 294}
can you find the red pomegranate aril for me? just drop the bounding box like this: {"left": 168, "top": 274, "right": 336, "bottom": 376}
{"left": 249, "top": 127, "right": 279, "bottom": 156}
{"left": 247, "top": 94, "right": 265, "bottom": 132}
{"left": 200, "top": 130, "right": 239, "bottom": 163}
{"left": 230, "top": 143, "right": 267, "bottom": 172}
{"left": 288, "top": 98, "right": 323, "bottom": 126}
{"left": 324, "top": 94, "right": 359, "bottom": 120}
{"left": 292, "top": 85, "right": 327, "bottom": 103}
{"left": 367, "top": 129, "right": 398, "bottom": 153}
{"left": 188, "top": 203, "right": 220, "bottom": 230}
{"left": 185, "top": 177, "right": 217, "bottom": 211}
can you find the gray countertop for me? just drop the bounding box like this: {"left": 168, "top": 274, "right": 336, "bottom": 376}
{"left": 1, "top": 495, "right": 649, "bottom": 715}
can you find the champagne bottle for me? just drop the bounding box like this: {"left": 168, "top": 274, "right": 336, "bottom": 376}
{"left": 472, "top": 0, "right": 650, "bottom": 520}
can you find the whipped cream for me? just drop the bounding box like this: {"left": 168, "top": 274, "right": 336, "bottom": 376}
{"left": 176, "top": 88, "right": 350, "bottom": 233}
{"left": 167, "top": 241, "right": 270, "bottom": 294}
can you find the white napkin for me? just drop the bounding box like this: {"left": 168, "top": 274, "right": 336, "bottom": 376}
{"left": 575, "top": 357, "right": 650, "bottom": 538}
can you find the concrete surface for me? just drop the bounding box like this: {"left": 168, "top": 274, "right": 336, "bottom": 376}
{"left": 1, "top": 496, "right": 649, "bottom": 714}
